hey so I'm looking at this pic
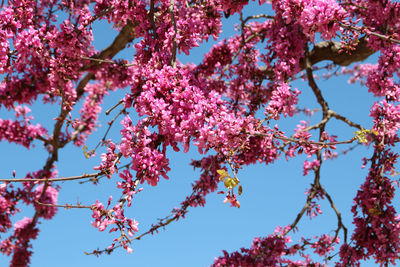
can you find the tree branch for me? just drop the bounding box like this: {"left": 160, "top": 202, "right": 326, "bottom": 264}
{"left": 28, "top": 20, "right": 137, "bottom": 232}
{"left": 35, "top": 200, "right": 92, "bottom": 209}
{"left": 81, "top": 21, "right": 137, "bottom": 72}
{"left": 169, "top": 0, "right": 177, "bottom": 68}
{"left": 0, "top": 172, "right": 106, "bottom": 183}
{"left": 300, "top": 36, "right": 374, "bottom": 69}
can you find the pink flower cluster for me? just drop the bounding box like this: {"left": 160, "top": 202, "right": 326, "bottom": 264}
{"left": 265, "top": 82, "right": 300, "bottom": 119}
{"left": 213, "top": 226, "right": 339, "bottom": 266}
{"left": 0, "top": 106, "right": 47, "bottom": 148}
{"left": 303, "top": 159, "right": 320, "bottom": 176}
{"left": 91, "top": 200, "right": 139, "bottom": 253}
{"left": 311, "top": 234, "right": 339, "bottom": 256}
{"left": 298, "top": 0, "right": 347, "bottom": 41}
{"left": 347, "top": 173, "right": 400, "bottom": 265}
{"left": 337, "top": 2, "right": 400, "bottom": 262}
{"left": 94, "top": 140, "right": 119, "bottom": 178}
{"left": 213, "top": 233, "right": 289, "bottom": 266}
{"left": 0, "top": 183, "right": 19, "bottom": 234}
{"left": 72, "top": 83, "right": 108, "bottom": 146}
{"left": 8, "top": 217, "right": 39, "bottom": 267}
{"left": 119, "top": 116, "right": 170, "bottom": 186}
{"left": 367, "top": 46, "right": 400, "bottom": 101}
{"left": 32, "top": 184, "right": 58, "bottom": 219}
{"left": 118, "top": 169, "right": 143, "bottom": 207}
{"left": 342, "top": 64, "right": 377, "bottom": 86}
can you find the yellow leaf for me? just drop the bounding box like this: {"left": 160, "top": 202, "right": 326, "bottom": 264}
{"left": 354, "top": 128, "right": 371, "bottom": 143}
{"left": 224, "top": 178, "right": 232, "bottom": 188}
{"left": 224, "top": 178, "right": 239, "bottom": 189}
{"left": 368, "top": 207, "right": 382, "bottom": 216}
{"left": 238, "top": 185, "right": 243, "bottom": 195}
{"left": 82, "top": 145, "right": 92, "bottom": 159}
{"left": 217, "top": 169, "right": 229, "bottom": 181}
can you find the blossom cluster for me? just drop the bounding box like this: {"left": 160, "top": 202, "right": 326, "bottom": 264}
{"left": 91, "top": 199, "right": 139, "bottom": 253}
{"left": 1, "top": 0, "right": 400, "bottom": 266}
{"left": 0, "top": 169, "right": 58, "bottom": 267}
{"left": 213, "top": 226, "right": 340, "bottom": 266}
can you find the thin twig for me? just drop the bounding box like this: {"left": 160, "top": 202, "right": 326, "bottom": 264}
{"left": 105, "top": 99, "right": 123, "bottom": 115}
{"left": 284, "top": 184, "right": 319, "bottom": 236}
{"left": 339, "top": 2, "right": 368, "bottom": 10}
{"left": 250, "top": 132, "right": 355, "bottom": 146}
{"left": 301, "top": 116, "right": 331, "bottom": 132}
{"left": 88, "top": 6, "right": 115, "bottom": 25}
{"left": 81, "top": 56, "right": 118, "bottom": 65}
{"left": 35, "top": 200, "right": 92, "bottom": 209}
{"left": 330, "top": 110, "right": 363, "bottom": 130}
{"left": 320, "top": 187, "right": 348, "bottom": 242}
{"left": 242, "top": 14, "right": 275, "bottom": 24}
{"left": 91, "top": 108, "right": 125, "bottom": 154}
{"left": 0, "top": 172, "right": 105, "bottom": 183}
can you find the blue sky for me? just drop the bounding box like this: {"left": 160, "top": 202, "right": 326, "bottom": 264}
{"left": 0, "top": 1, "right": 397, "bottom": 266}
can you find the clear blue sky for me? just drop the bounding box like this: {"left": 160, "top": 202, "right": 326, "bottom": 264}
{"left": 0, "top": 2, "right": 394, "bottom": 266}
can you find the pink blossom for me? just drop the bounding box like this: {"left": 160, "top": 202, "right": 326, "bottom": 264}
{"left": 303, "top": 159, "right": 320, "bottom": 176}
{"left": 265, "top": 83, "right": 300, "bottom": 119}
{"left": 33, "top": 185, "right": 58, "bottom": 219}
{"left": 13, "top": 217, "right": 38, "bottom": 241}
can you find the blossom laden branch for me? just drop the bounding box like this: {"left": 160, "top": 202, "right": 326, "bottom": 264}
{"left": 339, "top": 22, "right": 400, "bottom": 45}
{"left": 2, "top": 0, "right": 400, "bottom": 266}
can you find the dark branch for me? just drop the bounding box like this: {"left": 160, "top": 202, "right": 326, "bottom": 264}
{"left": 300, "top": 36, "right": 374, "bottom": 69}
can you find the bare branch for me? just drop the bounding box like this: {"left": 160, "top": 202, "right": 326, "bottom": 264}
{"left": 320, "top": 187, "right": 348, "bottom": 242}
{"left": 91, "top": 108, "right": 126, "bottom": 154}
{"left": 35, "top": 200, "right": 92, "bottom": 209}
{"left": 0, "top": 172, "right": 105, "bottom": 183}
{"left": 242, "top": 13, "right": 275, "bottom": 24}
{"left": 330, "top": 110, "right": 363, "bottom": 130}
{"left": 81, "top": 56, "right": 119, "bottom": 65}
{"left": 302, "top": 116, "right": 331, "bottom": 132}
{"left": 88, "top": 6, "right": 115, "bottom": 25}
{"left": 169, "top": 0, "right": 177, "bottom": 68}
{"left": 273, "top": 135, "right": 355, "bottom": 146}
{"left": 105, "top": 99, "right": 124, "bottom": 115}
{"left": 149, "top": 0, "right": 158, "bottom": 39}
{"left": 81, "top": 21, "right": 137, "bottom": 72}
{"left": 306, "top": 58, "right": 329, "bottom": 114}
{"left": 284, "top": 183, "right": 319, "bottom": 236}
